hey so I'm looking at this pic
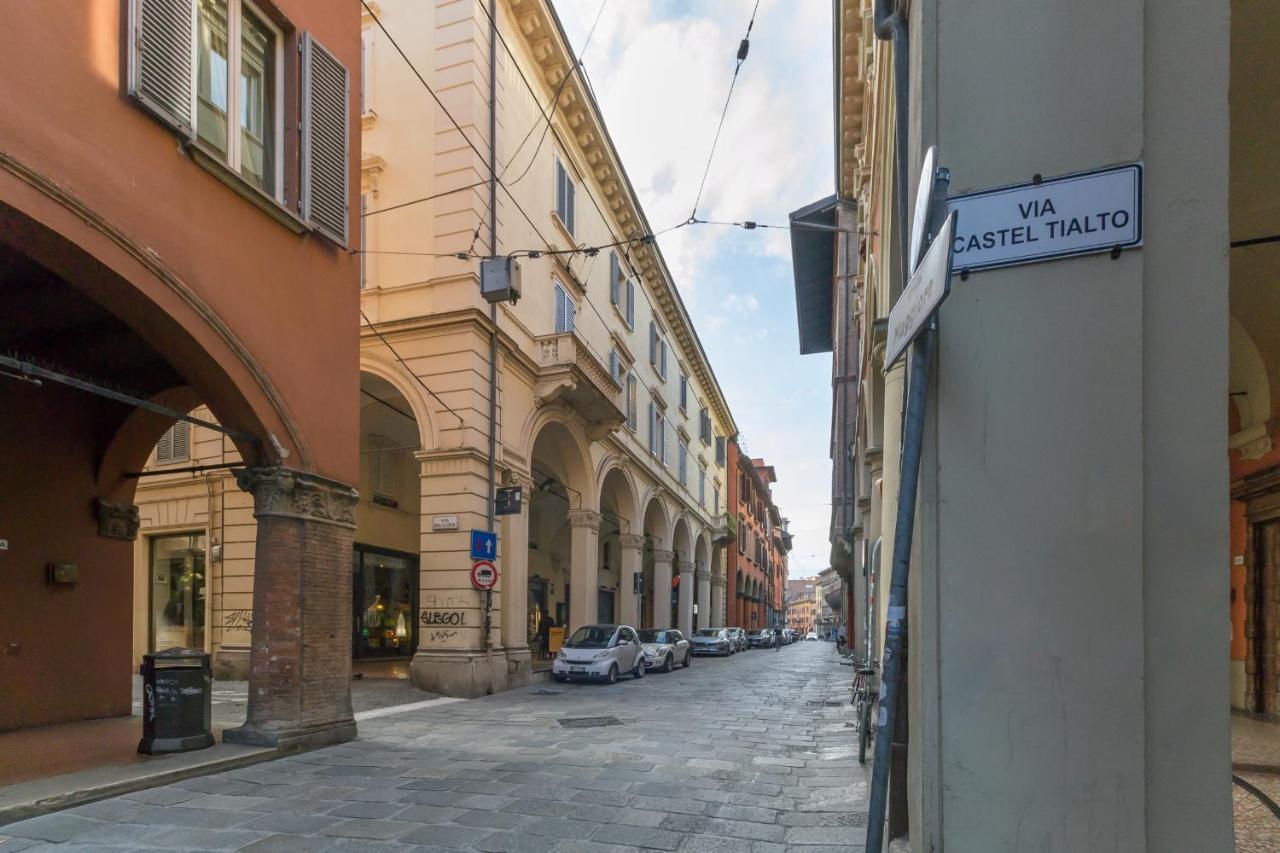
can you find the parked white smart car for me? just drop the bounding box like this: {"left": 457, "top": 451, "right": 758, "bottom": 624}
{"left": 551, "top": 624, "right": 645, "bottom": 684}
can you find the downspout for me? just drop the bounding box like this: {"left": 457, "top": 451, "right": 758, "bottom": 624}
{"left": 873, "top": 0, "right": 910, "bottom": 279}
{"left": 484, "top": 0, "right": 499, "bottom": 658}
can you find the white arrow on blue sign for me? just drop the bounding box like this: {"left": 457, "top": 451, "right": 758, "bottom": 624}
{"left": 470, "top": 529, "right": 497, "bottom": 561}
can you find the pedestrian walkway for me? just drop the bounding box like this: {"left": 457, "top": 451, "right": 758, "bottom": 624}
{"left": 1233, "top": 714, "right": 1280, "bottom": 852}
{"left": 0, "top": 642, "right": 868, "bottom": 851}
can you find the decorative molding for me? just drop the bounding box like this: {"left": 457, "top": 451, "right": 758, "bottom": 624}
{"left": 1230, "top": 423, "right": 1274, "bottom": 461}
{"left": 360, "top": 154, "right": 387, "bottom": 198}
{"left": 619, "top": 533, "right": 646, "bottom": 551}
{"left": 0, "top": 149, "right": 311, "bottom": 469}
{"left": 651, "top": 549, "right": 675, "bottom": 564}
{"left": 567, "top": 509, "right": 602, "bottom": 531}
{"left": 236, "top": 466, "right": 358, "bottom": 529}
{"left": 676, "top": 560, "right": 695, "bottom": 575}
{"left": 97, "top": 498, "right": 141, "bottom": 540}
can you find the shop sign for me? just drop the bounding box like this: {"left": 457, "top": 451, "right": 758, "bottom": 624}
{"left": 471, "top": 560, "right": 498, "bottom": 591}
{"left": 947, "top": 163, "right": 1142, "bottom": 272}
{"left": 495, "top": 486, "right": 522, "bottom": 516}
{"left": 885, "top": 211, "right": 957, "bottom": 369}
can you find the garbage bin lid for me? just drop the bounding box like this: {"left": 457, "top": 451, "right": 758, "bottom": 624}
{"left": 145, "top": 647, "right": 209, "bottom": 660}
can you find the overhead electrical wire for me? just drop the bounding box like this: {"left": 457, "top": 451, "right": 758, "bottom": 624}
{"left": 687, "top": 0, "right": 762, "bottom": 222}
{"left": 360, "top": 308, "right": 466, "bottom": 429}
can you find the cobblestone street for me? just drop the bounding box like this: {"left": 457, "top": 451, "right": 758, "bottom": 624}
{"left": 0, "top": 643, "right": 867, "bottom": 852}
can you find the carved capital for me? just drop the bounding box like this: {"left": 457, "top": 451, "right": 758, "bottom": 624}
{"left": 96, "top": 498, "right": 140, "bottom": 541}
{"left": 695, "top": 562, "right": 711, "bottom": 581}
{"left": 676, "top": 560, "right": 695, "bottom": 575}
{"left": 619, "top": 534, "right": 646, "bottom": 551}
{"left": 236, "top": 466, "right": 358, "bottom": 529}
{"left": 567, "top": 509, "right": 602, "bottom": 531}
{"left": 652, "top": 549, "right": 675, "bottom": 564}
{"left": 504, "top": 469, "right": 536, "bottom": 493}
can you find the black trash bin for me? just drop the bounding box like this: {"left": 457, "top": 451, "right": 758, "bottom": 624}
{"left": 138, "top": 647, "right": 215, "bottom": 754}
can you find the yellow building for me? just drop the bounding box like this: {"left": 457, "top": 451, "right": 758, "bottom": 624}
{"left": 133, "top": 0, "right": 738, "bottom": 697}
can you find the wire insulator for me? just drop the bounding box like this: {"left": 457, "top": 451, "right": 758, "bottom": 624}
{"left": 743, "top": 221, "right": 757, "bottom": 230}
{"left": 737, "top": 38, "right": 750, "bottom": 62}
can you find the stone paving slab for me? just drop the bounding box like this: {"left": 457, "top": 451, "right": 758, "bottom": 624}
{"left": 1, "top": 644, "right": 870, "bottom": 851}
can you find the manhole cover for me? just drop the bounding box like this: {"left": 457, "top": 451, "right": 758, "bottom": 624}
{"left": 557, "top": 716, "right": 623, "bottom": 729}
{"left": 529, "top": 688, "right": 562, "bottom": 695}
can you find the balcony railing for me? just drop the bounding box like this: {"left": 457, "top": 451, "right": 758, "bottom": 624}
{"left": 533, "top": 331, "right": 625, "bottom": 433}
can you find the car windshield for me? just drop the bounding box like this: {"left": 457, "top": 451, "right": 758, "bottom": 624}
{"left": 638, "top": 630, "right": 672, "bottom": 644}
{"left": 565, "top": 626, "right": 614, "bottom": 648}
{"left": 748, "top": 630, "right": 765, "bottom": 637}
{"left": 694, "top": 629, "right": 724, "bottom": 638}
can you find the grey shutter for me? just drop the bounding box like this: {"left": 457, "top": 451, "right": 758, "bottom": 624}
{"left": 554, "top": 283, "right": 567, "bottom": 332}
{"left": 627, "top": 374, "right": 638, "bottom": 431}
{"left": 610, "top": 253, "right": 620, "bottom": 305}
{"left": 155, "top": 425, "right": 174, "bottom": 464}
{"left": 609, "top": 349, "right": 620, "bottom": 381}
{"left": 626, "top": 280, "right": 635, "bottom": 327}
{"left": 171, "top": 421, "right": 191, "bottom": 461}
{"left": 648, "top": 401, "right": 657, "bottom": 453}
{"left": 565, "top": 294, "right": 576, "bottom": 332}
{"left": 566, "top": 176, "right": 576, "bottom": 235}
{"left": 129, "top": 0, "right": 195, "bottom": 134}
{"left": 301, "top": 33, "right": 350, "bottom": 245}
{"left": 649, "top": 321, "right": 658, "bottom": 365}
{"left": 660, "top": 340, "right": 668, "bottom": 378}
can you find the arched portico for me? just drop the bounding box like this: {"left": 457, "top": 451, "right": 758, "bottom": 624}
{"left": 671, "top": 516, "right": 694, "bottom": 635}
{"left": 694, "top": 533, "right": 711, "bottom": 631}
{"left": 642, "top": 494, "right": 673, "bottom": 628}
{"left": 600, "top": 463, "right": 641, "bottom": 628}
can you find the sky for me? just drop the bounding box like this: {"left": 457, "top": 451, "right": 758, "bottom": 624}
{"left": 551, "top": 0, "right": 835, "bottom": 580}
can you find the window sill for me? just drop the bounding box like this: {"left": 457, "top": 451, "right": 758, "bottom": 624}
{"left": 551, "top": 210, "right": 576, "bottom": 245}
{"left": 187, "top": 143, "right": 310, "bottom": 236}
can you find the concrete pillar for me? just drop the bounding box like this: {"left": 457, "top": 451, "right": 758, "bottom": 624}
{"left": 619, "top": 534, "right": 645, "bottom": 629}
{"left": 695, "top": 561, "right": 711, "bottom": 632}
{"left": 710, "top": 549, "right": 726, "bottom": 626}
{"left": 224, "top": 467, "right": 357, "bottom": 750}
{"left": 567, "top": 510, "right": 601, "bottom": 631}
{"left": 676, "top": 560, "right": 695, "bottom": 636}
{"left": 877, "top": 359, "right": 905, "bottom": 654}
{"left": 500, "top": 473, "right": 533, "bottom": 686}
{"left": 651, "top": 549, "right": 674, "bottom": 629}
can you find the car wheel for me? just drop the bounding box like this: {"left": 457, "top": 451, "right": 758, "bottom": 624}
{"left": 661, "top": 654, "right": 673, "bottom": 673}
{"left": 553, "top": 674, "right": 567, "bottom": 683}
{"left": 683, "top": 650, "right": 691, "bottom": 668}
{"left": 606, "top": 664, "right": 618, "bottom": 684}
{"left": 633, "top": 657, "right": 645, "bottom": 679}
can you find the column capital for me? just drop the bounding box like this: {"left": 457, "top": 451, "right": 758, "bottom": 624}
{"left": 652, "top": 549, "right": 675, "bottom": 564}
{"left": 504, "top": 469, "right": 537, "bottom": 493}
{"left": 567, "top": 509, "right": 602, "bottom": 531}
{"left": 619, "top": 534, "right": 646, "bottom": 551}
{"left": 236, "top": 466, "right": 357, "bottom": 529}
{"left": 695, "top": 563, "right": 711, "bottom": 581}
{"left": 676, "top": 560, "right": 695, "bottom": 575}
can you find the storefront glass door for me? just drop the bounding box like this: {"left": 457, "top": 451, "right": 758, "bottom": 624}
{"left": 149, "top": 533, "right": 207, "bottom": 651}
{"left": 352, "top": 546, "right": 418, "bottom": 659}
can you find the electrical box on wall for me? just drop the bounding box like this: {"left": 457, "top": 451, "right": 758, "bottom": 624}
{"left": 48, "top": 563, "right": 79, "bottom": 585}
{"left": 480, "top": 257, "right": 522, "bottom": 304}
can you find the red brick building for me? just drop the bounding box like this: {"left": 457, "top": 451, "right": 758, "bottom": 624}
{"left": 725, "top": 441, "right": 790, "bottom": 630}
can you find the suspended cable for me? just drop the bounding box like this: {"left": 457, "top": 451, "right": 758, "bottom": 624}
{"left": 688, "top": 0, "right": 762, "bottom": 222}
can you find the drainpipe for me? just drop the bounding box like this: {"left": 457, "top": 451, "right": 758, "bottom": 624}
{"left": 483, "top": 0, "right": 499, "bottom": 657}
{"left": 873, "top": 0, "right": 910, "bottom": 279}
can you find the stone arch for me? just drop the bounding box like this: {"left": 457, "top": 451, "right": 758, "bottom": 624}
{"left": 672, "top": 515, "right": 694, "bottom": 562}
{"left": 528, "top": 417, "right": 592, "bottom": 506}
{"left": 360, "top": 352, "right": 438, "bottom": 451}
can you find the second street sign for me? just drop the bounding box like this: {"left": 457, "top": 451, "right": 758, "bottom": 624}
{"left": 886, "top": 211, "right": 957, "bottom": 370}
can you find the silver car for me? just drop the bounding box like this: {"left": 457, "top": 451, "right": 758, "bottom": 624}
{"left": 638, "top": 629, "right": 691, "bottom": 672}
{"left": 552, "top": 624, "right": 645, "bottom": 684}
{"left": 728, "top": 627, "right": 748, "bottom": 652}
{"left": 690, "top": 627, "right": 733, "bottom": 656}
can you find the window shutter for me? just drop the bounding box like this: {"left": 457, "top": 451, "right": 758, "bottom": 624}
{"left": 171, "top": 421, "right": 190, "bottom": 461}
{"left": 565, "top": 294, "right": 576, "bottom": 332}
{"left": 649, "top": 321, "right": 658, "bottom": 365}
{"left": 554, "top": 282, "right": 568, "bottom": 332}
{"left": 566, "top": 177, "right": 576, "bottom": 235}
{"left": 679, "top": 374, "right": 688, "bottom": 409}
{"left": 556, "top": 161, "right": 566, "bottom": 220}
{"left": 610, "top": 253, "right": 620, "bottom": 306}
{"left": 626, "top": 280, "right": 635, "bottom": 327}
{"left": 648, "top": 401, "right": 657, "bottom": 453}
{"left": 660, "top": 340, "right": 668, "bottom": 378}
{"left": 129, "top": 0, "right": 196, "bottom": 134}
{"left": 627, "top": 374, "right": 638, "bottom": 431}
{"left": 609, "top": 350, "right": 620, "bottom": 382}
{"left": 155, "top": 425, "right": 173, "bottom": 464}
{"left": 301, "top": 33, "right": 350, "bottom": 246}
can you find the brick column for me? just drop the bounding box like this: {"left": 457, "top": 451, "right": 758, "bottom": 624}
{"left": 695, "top": 561, "right": 711, "bottom": 632}
{"left": 619, "top": 534, "right": 645, "bottom": 629}
{"left": 567, "top": 510, "right": 601, "bottom": 631}
{"left": 651, "top": 549, "right": 674, "bottom": 629}
{"left": 501, "top": 472, "right": 534, "bottom": 686}
{"left": 677, "top": 560, "right": 695, "bottom": 636}
{"left": 224, "top": 466, "right": 358, "bottom": 750}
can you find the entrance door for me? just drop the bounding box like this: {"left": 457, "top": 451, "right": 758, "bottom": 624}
{"left": 352, "top": 546, "right": 418, "bottom": 659}
{"left": 149, "top": 533, "right": 206, "bottom": 651}
{"left": 1251, "top": 521, "right": 1280, "bottom": 714}
{"left": 598, "top": 588, "right": 615, "bottom": 624}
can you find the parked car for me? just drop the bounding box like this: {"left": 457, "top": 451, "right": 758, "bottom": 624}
{"left": 783, "top": 629, "right": 797, "bottom": 644}
{"left": 552, "top": 624, "right": 645, "bottom": 684}
{"left": 638, "top": 629, "right": 691, "bottom": 671}
{"left": 747, "top": 629, "right": 774, "bottom": 649}
{"left": 690, "top": 627, "right": 733, "bottom": 656}
{"left": 805, "top": 631, "right": 818, "bottom": 641}
{"left": 727, "top": 627, "right": 748, "bottom": 652}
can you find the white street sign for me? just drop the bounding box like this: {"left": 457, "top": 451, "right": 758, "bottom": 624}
{"left": 886, "top": 211, "right": 957, "bottom": 369}
{"left": 947, "top": 163, "right": 1141, "bottom": 272}
{"left": 432, "top": 515, "right": 459, "bottom": 531}
{"left": 908, "top": 146, "right": 937, "bottom": 273}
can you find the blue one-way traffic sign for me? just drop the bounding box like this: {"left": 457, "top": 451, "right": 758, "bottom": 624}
{"left": 470, "top": 529, "right": 497, "bottom": 560}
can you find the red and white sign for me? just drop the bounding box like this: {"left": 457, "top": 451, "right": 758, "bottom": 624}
{"left": 470, "top": 560, "right": 498, "bottom": 591}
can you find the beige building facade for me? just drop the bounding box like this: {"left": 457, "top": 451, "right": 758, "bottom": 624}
{"left": 134, "top": 0, "right": 738, "bottom": 697}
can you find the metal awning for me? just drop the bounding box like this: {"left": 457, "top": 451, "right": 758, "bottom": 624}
{"left": 789, "top": 195, "right": 840, "bottom": 354}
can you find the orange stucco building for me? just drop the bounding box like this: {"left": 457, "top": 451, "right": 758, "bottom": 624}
{"left": 0, "top": 0, "right": 361, "bottom": 748}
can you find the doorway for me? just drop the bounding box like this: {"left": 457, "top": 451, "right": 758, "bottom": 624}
{"left": 148, "top": 532, "right": 207, "bottom": 652}
{"left": 352, "top": 545, "right": 418, "bottom": 660}
{"left": 1249, "top": 516, "right": 1280, "bottom": 715}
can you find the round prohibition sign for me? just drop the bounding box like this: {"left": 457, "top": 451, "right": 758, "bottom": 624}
{"left": 470, "top": 559, "right": 498, "bottom": 591}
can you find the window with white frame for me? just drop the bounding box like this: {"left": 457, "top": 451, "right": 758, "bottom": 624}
{"left": 194, "top": 0, "right": 283, "bottom": 196}
{"left": 553, "top": 280, "right": 576, "bottom": 333}
{"left": 555, "top": 157, "right": 576, "bottom": 236}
